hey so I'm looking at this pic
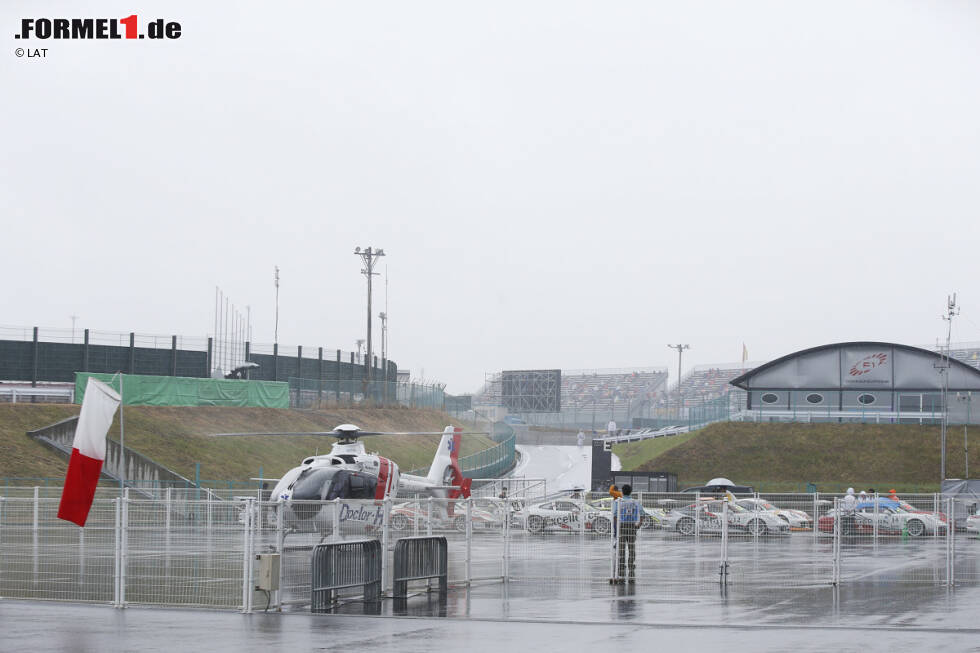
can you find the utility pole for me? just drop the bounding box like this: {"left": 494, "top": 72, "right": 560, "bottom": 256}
{"left": 70, "top": 315, "right": 79, "bottom": 343}
{"left": 668, "top": 344, "right": 690, "bottom": 421}
{"left": 274, "top": 266, "right": 280, "bottom": 345}
{"left": 940, "top": 293, "right": 958, "bottom": 481}
{"left": 354, "top": 247, "right": 385, "bottom": 393}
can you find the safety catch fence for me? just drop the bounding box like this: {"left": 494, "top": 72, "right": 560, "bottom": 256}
{"left": 0, "top": 492, "right": 977, "bottom": 612}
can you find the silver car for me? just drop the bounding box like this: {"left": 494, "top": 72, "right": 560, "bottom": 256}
{"left": 735, "top": 498, "right": 813, "bottom": 531}
{"left": 663, "top": 499, "right": 789, "bottom": 536}
{"left": 516, "top": 499, "right": 612, "bottom": 535}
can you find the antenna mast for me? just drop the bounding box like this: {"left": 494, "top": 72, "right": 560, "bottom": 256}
{"left": 940, "top": 293, "right": 959, "bottom": 481}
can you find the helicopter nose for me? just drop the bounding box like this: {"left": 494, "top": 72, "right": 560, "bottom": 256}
{"left": 287, "top": 468, "right": 339, "bottom": 519}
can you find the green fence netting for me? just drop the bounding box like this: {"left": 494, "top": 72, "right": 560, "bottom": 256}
{"left": 75, "top": 373, "right": 289, "bottom": 408}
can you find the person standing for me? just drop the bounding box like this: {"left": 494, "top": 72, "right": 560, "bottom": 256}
{"left": 607, "top": 420, "right": 617, "bottom": 438}
{"left": 841, "top": 487, "right": 857, "bottom": 535}
{"left": 577, "top": 430, "right": 585, "bottom": 447}
{"left": 613, "top": 484, "right": 641, "bottom": 583}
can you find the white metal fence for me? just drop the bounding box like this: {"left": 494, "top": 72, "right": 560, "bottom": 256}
{"left": 0, "top": 490, "right": 977, "bottom": 612}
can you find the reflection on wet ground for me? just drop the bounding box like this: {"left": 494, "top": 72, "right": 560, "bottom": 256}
{"left": 315, "top": 574, "right": 980, "bottom": 632}
{"left": 3, "top": 583, "right": 980, "bottom": 653}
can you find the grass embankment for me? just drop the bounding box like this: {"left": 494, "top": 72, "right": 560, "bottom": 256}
{"left": 0, "top": 405, "right": 496, "bottom": 483}
{"left": 613, "top": 422, "right": 980, "bottom": 493}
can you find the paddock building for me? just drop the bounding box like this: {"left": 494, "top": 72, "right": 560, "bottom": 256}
{"left": 730, "top": 342, "right": 980, "bottom": 424}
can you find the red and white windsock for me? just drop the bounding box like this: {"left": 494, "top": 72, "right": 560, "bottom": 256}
{"left": 57, "top": 378, "right": 121, "bottom": 526}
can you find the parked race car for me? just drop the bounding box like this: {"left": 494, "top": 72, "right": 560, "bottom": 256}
{"left": 390, "top": 501, "right": 499, "bottom": 532}
{"left": 473, "top": 497, "right": 526, "bottom": 519}
{"left": 661, "top": 499, "right": 790, "bottom": 536}
{"left": 516, "top": 499, "right": 612, "bottom": 535}
{"left": 817, "top": 499, "right": 947, "bottom": 537}
{"left": 589, "top": 497, "right": 664, "bottom": 529}
{"left": 889, "top": 498, "right": 948, "bottom": 525}
{"left": 966, "top": 513, "right": 979, "bottom": 535}
{"left": 735, "top": 498, "right": 813, "bottom": 531}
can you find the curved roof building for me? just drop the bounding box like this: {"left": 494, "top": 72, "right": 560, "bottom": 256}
{"left": 730, "top": 342, "right": 980, "bottom": 424}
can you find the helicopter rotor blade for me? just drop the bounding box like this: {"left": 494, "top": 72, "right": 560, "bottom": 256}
{"left": 210, "top": 429, "right": 489, "bottom": 437}
{"left": 210, "top": 431, "right": 340, "bottom": 437}
{"left": 357, "top": 431, "right": 489, "bottom": 436}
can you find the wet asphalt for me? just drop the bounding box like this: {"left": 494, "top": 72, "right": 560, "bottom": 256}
{"left": 3, "top": 584, "right": 980, "bottom": 653}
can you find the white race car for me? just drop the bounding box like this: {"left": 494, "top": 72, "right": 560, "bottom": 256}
{"left": 517, "top": 499, "right": 612, "bottom": 535}
{"left": 389, "top": 501, "right": 500, "bottom": 532}
{"left": 818, "top": 499, "right": 947, "bottom": 536}
{"left": 590, "top": 497, "right": 663, "bottom": 529}
{"left": 735, "top": 498, "right": 813, "bottom": 531}
{"left": 964, "top": 513, "right": 979, "bottom": 535}
{"left": 662, "top": 499, "right": 790, "bottom": 536}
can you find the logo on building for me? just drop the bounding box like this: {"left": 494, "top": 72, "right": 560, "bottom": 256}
{"left": 849, "top": 352, "right": 887, "bottom": 377}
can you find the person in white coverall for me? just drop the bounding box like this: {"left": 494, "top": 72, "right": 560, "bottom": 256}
{"left": 841, "top": 487, "right": 857, "bottom": 535}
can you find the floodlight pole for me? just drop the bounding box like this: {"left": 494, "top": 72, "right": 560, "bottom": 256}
{"left": 668, "top": 344, "right": 690, "bottom": 421}
{"left": 355, "top": 247, "right": 385, "bottom": 396}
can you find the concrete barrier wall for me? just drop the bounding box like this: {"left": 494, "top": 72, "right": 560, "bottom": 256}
{"left": 513, "top": 425, "right": 585, "bottom": 446}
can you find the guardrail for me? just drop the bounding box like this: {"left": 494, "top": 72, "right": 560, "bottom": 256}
{"left": 311, "top": 539, "right": 383, "bottom": 612}
{"left": 603, "top": 425, "right": 691, "bottom": 444}
{"left": 392, "top": 536, "right": 447, "bottom": 598}
{"left": 0, "top": 386, "right": 74, "bottom": 403}
{"left": 731, "top": 409, "right": 947, "bottom": 424}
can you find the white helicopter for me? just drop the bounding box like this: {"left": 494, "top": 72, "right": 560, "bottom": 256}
{"left": 212, "top": 424, "right": 477, "bottom": 532}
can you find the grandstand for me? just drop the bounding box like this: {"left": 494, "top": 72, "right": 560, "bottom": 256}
{"left": 667, "top": 362, "right": 760, "bottom": 408}
{"left": 473, "top": 368, "right": 668, "bottom": 429}
{"left": 561, "top": 368, "right": 668, "bottom": 411}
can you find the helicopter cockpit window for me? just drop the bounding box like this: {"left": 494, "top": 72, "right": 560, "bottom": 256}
{"left": 325, "top": 471, "right": 378, "bottom": 500}
{"left": 290, "top": 467, "right": 340, "bottom": 502}
{"left": 325, "top": 471, "right": 351, "bottom": 500}
{"left": 348, "top": 474, "right": 377, "bottom": 499}
{"left": 337, "top": 455, "right": 358, "bottom": 464}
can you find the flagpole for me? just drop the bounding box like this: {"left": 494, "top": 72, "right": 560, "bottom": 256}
{"left": 118, "top": 373, "right": 125, "bottom": 492}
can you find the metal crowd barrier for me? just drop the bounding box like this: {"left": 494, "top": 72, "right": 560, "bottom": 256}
{"left": 392, "top": 536, "right": 448, "bottom": 599}
{"left": 310, "top": 539, "right": 382, "bottom": 612}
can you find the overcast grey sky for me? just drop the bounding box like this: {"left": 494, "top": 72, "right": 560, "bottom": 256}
{"left": 2, "top": 1, "right": 979, "bottom": 392}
